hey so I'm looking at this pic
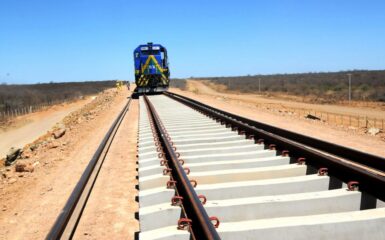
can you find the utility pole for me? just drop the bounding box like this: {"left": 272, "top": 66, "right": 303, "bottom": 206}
{"left": 258, "top": 78, "right": 261, "bottom": 93}
{"left": 347, "top": 73, "right": 352, "bottom": 104}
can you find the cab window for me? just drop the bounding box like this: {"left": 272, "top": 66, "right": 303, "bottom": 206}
{"left": 142, "top": 50, "right": 160, "bottom": 55}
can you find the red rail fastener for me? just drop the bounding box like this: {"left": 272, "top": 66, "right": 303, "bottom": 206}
{"left": 177, "top": 218, "right": 192, "bottom": 230}
{"left": 209, "top": 216, "right": 220, "bottom": 228}
{"left": 318, "top": 168, "right": 328, "bottom": 176}
{"left": 257, "top": 139, "right": 264, "bottom": 144}
{"left": 158, "top": 153, "right": 164, "bottom": 158}
{"left": 172, "top": 146, "right": 177, "bottom": 151}
{"left": 160, "top": 160, "right": 167, "bottom": 166}
{"left": 163, "top": 168, "right": 172, "bottom": 175}
{"left": 297, "top": 157, "right": 306, "bottom": 165}
{"left": 183, "top": 167, "right": 191, "bottom": 175}
{"left": 269, "top": 144, "right": 276, "bottom": 150}
{"left": 156, "top": 146, "right": 163, "bottom": 152}
{"left": 247, "top": 134, "right": 255, "bottom": 140}
{"left": 190, "top": 180, "right": 198, "bottom": 188}
{"left": 348, "top": 181, "right": 359, "bottom": 191}
{"left": 178, "top": 159, "right": 185, "bottom": 165}
{"left": 171, "top": 196, "right": 183, "bottom": 206}
{"left": 166, "top": 180, "right": 176, "bottom": 189}
{"left": 198, "top": 195, "right": 207, "bottom": 205}
{"left": 175, "top": 152, "right": 181, "bottom": 158}
{"left": 282, "top": 150, "right": 289, "bottom": 157}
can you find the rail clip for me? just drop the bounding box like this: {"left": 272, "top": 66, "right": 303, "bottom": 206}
{"left": 177, "top": 218, "right": 192, "bottom": 231}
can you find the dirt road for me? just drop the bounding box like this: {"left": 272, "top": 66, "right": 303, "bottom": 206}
{"left": 186, "top": 80, "right": 385, "bottom": 119}
{"left": 0, "top": 99, "right": 92, "bottom": 158}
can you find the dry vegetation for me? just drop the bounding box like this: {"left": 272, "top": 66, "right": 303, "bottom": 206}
{"left": 0, "top": 81, "right": 116, "bottom": 113}
{"left": 200, "top": 70, "right": 385, "bottom": 103}
{"left": 169, "top": 78, "right": 187, "bottom": 90}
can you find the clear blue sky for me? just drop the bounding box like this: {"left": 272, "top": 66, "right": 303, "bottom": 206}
{"left": 1, "top": 0, "right": 384, "bottom": 84}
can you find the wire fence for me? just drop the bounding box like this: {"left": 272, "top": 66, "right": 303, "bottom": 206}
{"left": 0, "top": 100, "right": 70, "bottom": 123}
{"left": 255, "top": 103, "right": 385, "bottom": 130}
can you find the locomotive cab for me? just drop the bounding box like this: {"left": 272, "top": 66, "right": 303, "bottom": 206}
{"left": 133, "top": 42, "right": 170, "bottom": 93}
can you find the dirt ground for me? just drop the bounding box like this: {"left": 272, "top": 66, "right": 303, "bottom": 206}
{"left": 188, "top": 80, "right": 385, "bottom": 119}
{"left": 170, "top": 80, "right": 385, "bottom": 157}
{"left": 0, "top": 98, "right": 93, "bottom": 158}
{"left": 74, "top": 99, "right": 139, "bottom": 239}
{"left": 0, "top": 88, "right": 135, "bottom": 240}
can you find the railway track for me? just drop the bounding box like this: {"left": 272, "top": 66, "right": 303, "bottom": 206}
{"left": 46, "top": 98, "right": 132, "bottom": 239}
{"left": 138, "top": 93, "right": 385, "bottom": 240}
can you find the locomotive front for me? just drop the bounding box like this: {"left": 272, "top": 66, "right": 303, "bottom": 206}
{"left": 133, "top": 42, "right": 170, "bottom": 93}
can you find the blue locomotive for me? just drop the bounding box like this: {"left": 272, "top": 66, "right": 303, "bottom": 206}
{"left": 133, "top": 42, "right": 170, "bottom": 93}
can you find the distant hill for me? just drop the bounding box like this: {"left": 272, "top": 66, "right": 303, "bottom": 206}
{"left": 200, "top": 70, "right": 385, "bottom": 102}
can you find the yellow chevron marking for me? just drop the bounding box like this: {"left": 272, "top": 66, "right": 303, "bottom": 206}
{"left": 141, "top": 55, "right": 166, "bottom": 79}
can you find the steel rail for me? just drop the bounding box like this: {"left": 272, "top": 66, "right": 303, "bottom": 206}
{"left": 143, "top": 95, "right": 221, "bottom": 240}
{"left": 164, "top": 92, "right": 385, "bottom": 202}
{"left": 165, "top": 92, "right": 385, "bottom": 172}
{"left": 46, "top": 98, "right": 132, "bottom": 240}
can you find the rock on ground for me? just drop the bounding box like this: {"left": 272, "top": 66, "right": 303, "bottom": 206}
{"left": 367, "top": 127, "right": 381, "bottom": 136}
{"left": 5, "top": 147, "right": 22, "bottom": 166}
{"left": 52, "top": 129, "right": 66, "bottom": 139}
{"left": 15, "top": 162, "right": 34, "bottom": 173}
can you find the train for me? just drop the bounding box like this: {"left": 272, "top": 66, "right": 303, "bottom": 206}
{"left": 133, "top": 42, "right": 170, "bottom": 93}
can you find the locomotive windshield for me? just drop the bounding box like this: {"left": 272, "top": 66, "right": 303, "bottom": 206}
{"left": 142, "top": 50, "right": 160, "bottom": 55}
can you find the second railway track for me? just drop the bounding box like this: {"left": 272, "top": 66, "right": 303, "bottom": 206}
{"left": 138, "top": 93, "right": 385, "bottom": 240}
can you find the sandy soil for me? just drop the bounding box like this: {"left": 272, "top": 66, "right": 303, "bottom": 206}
{"left": 0, "top": 88, "right": 132, "bottom": 240}
{"left": 74, "top": 99, "right": 139, "bottom": 239}
{"left": 0, "top": 98, "right": 92, "bottom": 158}
{"left": 170, "top": 81, "right": 385, "bottom": 157}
